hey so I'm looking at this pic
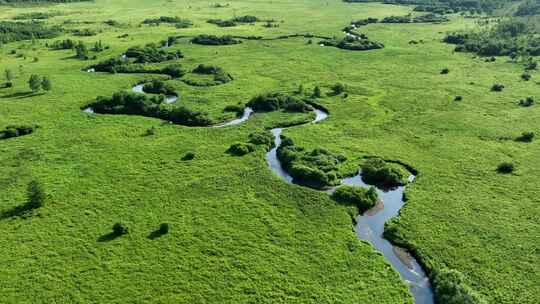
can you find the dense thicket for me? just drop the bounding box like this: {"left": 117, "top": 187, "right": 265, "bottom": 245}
{"left": 0, "top": 21, "right": 62, "bottom": 43}
{"left": 277, "top": 137, "right": 346, "bottom": 189}
{"left": 0, "top": 124, "right": 36, "bottom": 139}
{"left": 142, "top": 79, "right": 176, "bottom": 96}
{"left": 191, "top": 35, "right": 241, "bottom": 45}
{"left": 88, "top": 91, "right": 211, "bottom": 126}
{"left": 89, "top": 59, "right": 185, "bottom": 77}
{"left": 142, "top": 16, "right": 192, "bottom": 28}
{"left": 432, "top": 268, "right": 487, "bottom": 304}
{"left": 320, "top": 36, "right": 384, "bottom": 51}
{"left": 208, "top": 15, "right": 259, "bottom": 27}
{"left": 344, "top": 0, "right": 509, "bottom": 14}
{"left": 361, "top": 157, "right": 407, "bottom": 188}
{"left": 332, "top": 185, "right": 379, "bottom": 213}
{"left": 444, "top": 19, "right": 540, "bottom": 57}
{"left": 125, "top": 45, "right": 183, "bottom": 63}
{"left": 247, "top": 92, "right": 313, "bottom": 112}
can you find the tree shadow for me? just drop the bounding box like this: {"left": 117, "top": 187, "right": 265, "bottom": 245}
{"left": 147, "top": 229, "right": 166, "bottom": 240}
{"left": 97, "top": 232, "right": 121, "bottom": 242}
{"left": 0, "top": 204, "right": 33, "bottom": 220}
{"left": 1, "top": 91, "right": 43, "bottom": 99}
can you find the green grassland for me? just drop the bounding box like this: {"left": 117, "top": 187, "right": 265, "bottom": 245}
{"left": 1, "top": 0, "right": 539, "bottom": 303}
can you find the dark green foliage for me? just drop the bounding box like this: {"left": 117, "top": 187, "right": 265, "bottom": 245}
{"left": 454, "top": 96, "right": 463, "bottom": 101}
{"left": 28, "top": 74, "right": 41, "bottom": 92}
{"left": 125, "top": 45, "right": 183, "bottom": 63}
{"left": 193, "top": 64, "right": 223, "bottom": 74}
{"left": 381, "top": 15, "right": 411, "bottom": 23}
{"left": 441, "top": 68, "right": 450, "bottom": 74}
{"left": 331, "top": 83, "right": 346, "bottom": 95}
{"left": 433, "top": 268, "right": 486, "bottom": 304}
{"left": 313, "top": 86, "right": 322, "bottom": 98}
{"left": 41, "top": 76, "right": 52, "bottom": 91}
{"left": 13, "top": 11, "right": 62, "bottom": 20}
{"left": 181, "top": 152, "right": 195, "bottom": 161}
{"left": 0, "top": 21, "right": 62, "bottom": 44}
{"left": 26, "top": 180, "right": 45, "bottom": 210}
{"left": 521, "top": 73, "right": 531, "bottom": 81}
{"left": 207, "top": 19, "right": 237, "bottom": 27}
{"left": 142, "top": 79, "right": 176, "bottom": 95}
{"left": 277, "top": 139, "right": 346, "bottom": 189}
{"left": 247, "top": 92, "right": 313, "bottom": 113}
{"left": 144, "top": 126, "right": 156, "bottom": 136}
{"left": 232, "top": 15, "right": 259, "bottom": 23}
{"left": 518, "top": 97, "right": 535, "bottom": 107}
{"left": 320, "top": 36, "right": 384, "bottom": 51}
{"left": 491, "top": 84, "right": 504, "bottom": 92}
{"left": 89, "top": 59, "right": 184, "bottom": 76}
{"left": 248, "top": 131, "right": 274, "bottom": 150}
{"left": 87, "top": 91, "right": 211, "bottom": 126}
{"left": 104, "top": 19, "right": 120, "bottom": 26}
{"left": 525, "top": 60, "right": 537, "bottom": 71}
{"left": 497, "top": 162, "right": 515, "bottom": 174}
{"left": 72, "top": 28, "right": 97, "bottom": 36}
{"left": 75, "top": 41, "right": 89, "bottom": 59}
{"left": 158, "top": 223, "right": 169, "bottom": 234}
{"left": 112, "top": 223, "right": 129, "bottom": 235}
{"left": 413, "top": 13, "right": 449, "bottom": 23}
{"left": 516, "top": 132, "right": 534, "bottom": 142}
{"left": 142, "top": 16, "right": 192, "bottom": 28}
{"left": 351, "top": 18, "right": 378, "bottom": 27}
{"left": 361, "top": 158, "right": 406, "bottom": 188}
{"left": 227, "top": 142, "right": 256, "bottom": 156}
{"left": 191, "top": 35, "right": 241, "bottom": 46}
{"left": 49, "top": 39, "right": 76, "bottom": 50}
{"left": 159, "top": 64, "right": 186, "bottom": 78}
{"left": 0, "top": 124, "right": 36, "bottom": 139}
{"left": 332, "top": 185, "right": 379, "bottom": 213}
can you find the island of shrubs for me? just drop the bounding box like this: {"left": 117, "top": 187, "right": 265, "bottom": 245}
{"left": 227, "top": 131, "right": 274, "bottom": 156}
{"left": 0, "top": 124, "right": 37, "bottom": 139}
{"left": 87, "top": 91, "right": 211, "bottom": 126}
{"left": 320, "top": 35, "right": 384, "bottom": 51}
{"left": 361, "top": 157, "right": 407, "bottom": 188}
{"left": 88, "top": 59, "right": 186, "bottom": 78}
{"left": 142, "top": 79, "right": 176, "bottom": 96}
{"left": 125, "top": 45, "right": 183, "bottom": 63}
{"left": 182, "top": 64, "right": 233, "bottom": 86}
{"left": 207, "top": 15, "right": 259, "bottom": 27}
{"left": 247, "top": 92, "right": 313, "bottom": 113}
{"left": 142, "top": 16, "right": 193, "bottom": 28}
{"left": 332, "top": 185, "right": 379, "bottom": 213}
{"left": 191, "top": 35, "right": 241, "bottom": 46}
{"left": 277, "top": 136, "right": 346, "bottom": 189}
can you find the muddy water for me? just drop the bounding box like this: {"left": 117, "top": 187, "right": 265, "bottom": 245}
{"left": 265, "top": 108, "right": 434, "bottom": 304}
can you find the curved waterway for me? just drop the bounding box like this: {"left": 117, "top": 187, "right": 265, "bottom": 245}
{"left": 265, "top": 108, "right": 434, "bottom": 304}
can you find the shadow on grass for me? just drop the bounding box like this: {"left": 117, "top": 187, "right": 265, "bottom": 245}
{"left": 97, "top": 232, "right": 121, "bottom": 242}
{"left": 0, "top": 204, "right": 33, "bottom": 220}
{"left": 1, "top": 91, "right": 43, "bottom": 99}
{"left": 147, "top": 229, "right": 166, "bottom": 240}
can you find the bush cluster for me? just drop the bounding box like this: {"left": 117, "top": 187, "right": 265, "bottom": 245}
{"left": 361, "top": 158, "right": 406, "bottom": 188}
{"left": 248, "top": 131, "right": 274, "bottom": 151}
{"left": 191, "top": 35, "right": 241, "bottom": 45}
{"left": 227, "top": 142, "right": 256, "bottom": 156}
{"left": 142, "top": 79, "right": 176, "bottom": 96}
{"left": 433, "top": 268, "right": 487, "bottom": 304}
{"left": 247, "top": 92, "right": 313, "bottom": 113}
{"left": 516, "top": 132, "right": 534, "bottom": 142}
{"left": 0, "top": 124, "right": 36, "bottom": 139}
{"left": 277, "top": 137, "right": 346, "bottom": 189}
{"left": 87, "top": 91, "right": 211, "bottom": 126}
{"left": 518, "top": 97, "right": 535, "bottom": 107}
{"left": 0, "top": 21, "right": 62, "bottom": 44}
{"left": 89, "top": 59, "right": 185, "bottom": 78}
{"left": 125, "top": 45, "right": 183, "bottom": 63}
{"left": 320, "top": 36, "right": 384, "bottom": 51}
{"left": 207, "top": 15, "right": 259, "bottom": 27}
{"left": 491, "top": 84, "right": 504, "bottom": 92}
{"left": 142, "top": 16, "right": 192, "bottom": 28}
{"left": 497, "top": 162, "right": 515, "bottom": 174}
{"left": 332, "top": 185, "right": 379, "bottom": 213}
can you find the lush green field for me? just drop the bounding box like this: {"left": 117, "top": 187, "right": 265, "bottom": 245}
{"left": 1, "top": 0, "right": 539, "bottom": 303}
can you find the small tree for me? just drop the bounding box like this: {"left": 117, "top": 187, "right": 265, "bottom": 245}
{"left": 313, "top": 86, "right": 321, "bottom": 98}
{"left": 497, "top": 162, "right": 514, "bottom": 174}
{"left": 41, "top": 76, "right": 52, "bottom": 91}
{"left": 75, "top": 41, "right": 89, "bottom": 59}
{"left": 112, "top": 223, "right": 129, "bottom": 235}
{"left": 331, "top": 83, "right": 346, "bottom": 95}
{"left": 440, "top": 68, "right": 450, "bottom": 74}
{"left": 27, "top": 180, "right": 45, "bottom": 209}
{"left": 159, "top": 223, "right": 169, "bottom": 234}
{"left": 516, "top": 132, "right": 534, "bottom": 142}
{"left": 28, "top": 74, "right": 41, "bottom": 92}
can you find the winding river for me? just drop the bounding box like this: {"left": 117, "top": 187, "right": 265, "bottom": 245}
{"left": 265, "top": 108, "right": 434, "bottom": 304}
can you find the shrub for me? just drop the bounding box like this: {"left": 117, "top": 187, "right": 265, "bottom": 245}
{"left": 28, "top": 74, "right": 41, "bottom": 92}
{"left": 491, "top": 84, "right": 504, "bottom": 92}
{"left": 441, "top": 68, "right": 450, "bottom": 74}
{"left": 207, "top": 19, "right": 237, "bottom": 27}
{"left": 227, "top": 142, "right": 256, "bottom": 156}
{"left": 26, "top": 180, "right": 45, "bottom": 210}
{"left": 182, "top": 151, "right": 195, "bottom": 161}
{"left": 331, "top": 83, "right": 346, "bottom": 95}
{"left": 312, "top": 86, "right": 322, "bottom": 98}
{"left": 525, "top": 60, "right": 537, "bottom": 71}
{"left": 191, "top": 35, "right": 241, "bottom": 45}
{"left": 454, "top": 96, "right": 463, "bottom": 101}
{"left": 248, "top": 131, "right": 274, "bottom": 150}
{"left": 159, "top": 223, "right": 169, "bottom": 234}
{"left": 41, "top": 77, "right": 52, "bottom": 91}
{"left": 142, "top": 16, "right": 192, "bottom": 28}
{"left": 521, "top": 73, "right": 531, "bottom": 81}
{"left": 161, "top": 64, "right": 186, "bottom": 78}
{"left": 433, "top": 268, "right": 486, "bottom": 304}
{"left": 381, "top": 15, "right": 411, "bottom": 23}
{"left": 0, "top": 124, "right": 36, "bottom": 139}
{"left": 125, "top": 45, "right": 183, "bottom": 63}
{"left": 516, "top": 132, "right": 534, "bottom": 142}
{"left": 247, "top": 92, "right": 311, "bottom": 113}
{"left": 332, "top": 185, "right": 378, "bottom": 213}
{"left": 232, "top": 15, "right": 259, "bottom": 23}
{"left": 112, "top": 223, "right": 129, "bottom": 235}
{"left": 518, "top": 97, "right": 535, "bottom": 107}
{"left": 361, "top": 158, "right": 406, "bottom": 188}
{"left": 142, "top": 79, "right": 176, "bottom": 95}
{"left": 144, "top": 126, "right": 156, "bottom": 136}
{"left": 497, "top": 162, "right": 514, "bottom": 174}
{"left": 193, "top": 64, "right": 223, "bottom": 74}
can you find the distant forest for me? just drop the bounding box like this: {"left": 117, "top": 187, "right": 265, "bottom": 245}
{"left": 344, "top": 0, "right": 514, "bottom": 14}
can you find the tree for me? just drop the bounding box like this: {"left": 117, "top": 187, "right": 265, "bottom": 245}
{"left": 313, "top": 86, "right": 321, "bottom": 98}
{"left": 41, "top": 76, "right": 52, "bottom": 91}
{"left": 27, "top": 180, "right": 45, "bottom": 209}
{"left": 28, "top": 74, "right": 41, "bottom": 92}
{"left": 75, "top": 41, "right": 88, "bottom": 59}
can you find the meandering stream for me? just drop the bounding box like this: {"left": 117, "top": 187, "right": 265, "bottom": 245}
{"left": 265, "top": 108, "right": 434, "bottom": 304}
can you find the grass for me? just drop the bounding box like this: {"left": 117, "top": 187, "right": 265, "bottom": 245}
{"left": 0, "top": 0, "right": 539, "bottom": 303}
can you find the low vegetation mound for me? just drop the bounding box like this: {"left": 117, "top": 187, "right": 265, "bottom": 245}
{"left": 361, "top": 157, "right": 407, "bottom": 188}
{"left": 125, "top": 45, "right": 183, "bottom": 63}
{"left": 191, "top": 35, "right": 241, "bottom": 46}
{"left": 248, "top": 131, "right": 274, "bottom": 151}
{"left": 0, "top": 124, "right": 37, "bottom": 139}
{"left": 182, "top": 64, "right": 233, "bottom": 86}
{"left": 142, "top": 79, "right": 176, "bottom": 96}
{"left": 0, "top": 21, "right": 62, "bottom": 44}
{"left": 87, "top": 91, "right": 211, "bottom": 126}
{"left": 142, "top": 16, "right": 193, "bottom": 28}
{"left": 227, "top": 142, "right": 256, "bottom": 156}
{"left": 432, "top": 268, "right": 487, "bottom": 304}
{"left": 247, "top": 92, "right": 313, "bottom": 113}
{"left": 207, "top": 15, "right": 259, "bottom": 27}
{"left": 345, "top": 0, "right": 508, "bottom": 14}
{"left": 89, "top": 59, "right": 185, "bottom": 77}
{"left": 320, "top": 36, "right": 384, "bottom": 51}
{"left": 277, "top": 136, "right": 346, "bottom": 189}
{"left": 332, "top": 185, "right": 379, "bottom": 213}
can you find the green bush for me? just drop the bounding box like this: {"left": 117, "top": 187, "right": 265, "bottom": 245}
{"left": 247, "top": 92, "right": 312, "bottom": 113}
{"left": 518, "top": 97, "right": 534, "bottom": 107}
{"left": 125, "top": 45, "right": 183, "bottom": 63}
{"left": 441, "top": 68, "right": 450, "bottom": 74}
{"left": 491, "top": 84, "right": 504, "bottom": 92}
{"left": 516, "top": 132, "right": 534, "bottom": 142}
{"left": 248, "top": 131, "right": 274, "bottom": 150}
{"left": 142, "top": 79, "right": 176, "bottom": 95}
{"left": 521, "top": 73, "right": 531, "bottom": 81}
{"left": 159, "top": 223, "right": 169, "bottom": 234}
{"left": 227, "top": 143, "right": 256, "bottom": 156}
{"left": 112, "top": 223, "right": 129, "bottom": 235}
{"left": 191, "top": 35, "right": 241, "bottom": 45}
{"left": 0, "top": 124, "right": 36, "bottom": 139}
{"left": 433, "top": 268, "right": 486, "bottom": 304}
{"left": 224, "top": 105, "right": 244, "bottom": 115}
{"left": 332, "top": 185, "right": 378, "bottom": 213}
{"left": 361, "top": 158, "right": 406, "bottom": 188}
{"left": 497, "top": 162, "right": 514, "bottom": 174}
{"left": 182, "top": 151, "right": 195, "bottom": 161}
